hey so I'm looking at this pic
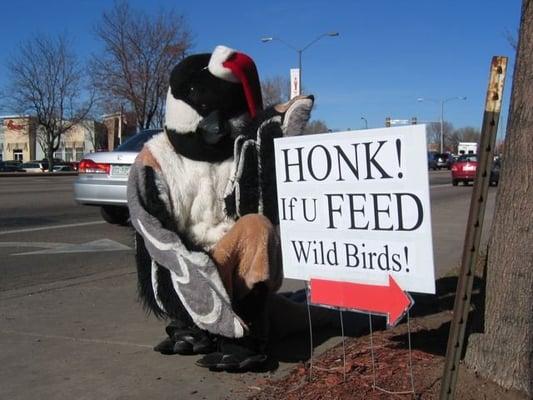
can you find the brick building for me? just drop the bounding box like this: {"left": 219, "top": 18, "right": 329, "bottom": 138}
{"left": 102, "top": 111, "right": 137, "bottom": 151}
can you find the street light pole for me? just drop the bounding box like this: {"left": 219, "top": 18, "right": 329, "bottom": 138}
{"left": 418, "top": 96, "right": 467, "bottom": 153}
{"left": 261, "top": 32, "right": 339, "bottom": 96}
{"left": 298, "top": 50, "right": 302, "bottom": 95}
{"left": 361, "top": 116, "right": 368, "bottom": 129}
{"left": 439, "top": 100, "right": 444, "bottom": 154}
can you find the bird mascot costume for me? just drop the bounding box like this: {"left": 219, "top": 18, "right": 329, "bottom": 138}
{"left": 127, "top": 45, "right": 313, "bottom": 371}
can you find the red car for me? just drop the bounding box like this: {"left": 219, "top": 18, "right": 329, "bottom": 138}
{"left": 451, "top": 154, "right": 477, "bottom": 185}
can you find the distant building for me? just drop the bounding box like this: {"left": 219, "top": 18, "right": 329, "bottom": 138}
{"left": 102, "top": 111, "right": 137, "bottom": 150}
{"left": 427, "top": 143, "right": 439, "bottom": 152}
{"left": 0, "top": 116, "right": 105, "bottom": 162}
{"left": 53, "top": 121, "right": 107, "bottom": 162}
{"left": 0, "top": 110, "right": 145, "bottom": 161}
{"left": 0, "top": 116, "right": 38, "bottom": 162}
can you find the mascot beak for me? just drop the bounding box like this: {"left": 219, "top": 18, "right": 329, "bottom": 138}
{"left": 197, "top": 111, "right": 224, "bottom": 144}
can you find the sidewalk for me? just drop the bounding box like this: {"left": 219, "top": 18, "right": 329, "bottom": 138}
{"left": 0, "top": 187, "right": 497, "bottom": 399}
{"left": 0, "top": 268, "right": 340, "bottom": 400}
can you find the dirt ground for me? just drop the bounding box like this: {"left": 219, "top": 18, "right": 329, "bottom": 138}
{"left": 245, "top": 276, "right": 528, "bottom": 400}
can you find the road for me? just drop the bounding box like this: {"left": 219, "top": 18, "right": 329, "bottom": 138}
{"left": 1, "top": 175, "right": 100, "bottom": 230}
{"left": 0, "top": 172, "right": 497, "bottom": 400}
{"left": 0, "top": 175, "right": 126, "bottom": 291}
{"left": 0, "top": 171, "right": 493, "bottom": 291}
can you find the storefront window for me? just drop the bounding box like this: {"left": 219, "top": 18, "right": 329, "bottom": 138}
{"left": 13, "top": 149, "right": 23, "bottom": 161}
{"left": 54, "top": 149, "right": 64, "bottom": 160}
{"left": 75, "top": 147, "right": 84, "bottom": 161}
{"left": 65, "top": 148, "right": 73, "bottom": 162}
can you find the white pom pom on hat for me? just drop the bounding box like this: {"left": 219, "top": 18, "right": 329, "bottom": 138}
{"left": 208, "top": 45, "right": 263, "bottom": 118}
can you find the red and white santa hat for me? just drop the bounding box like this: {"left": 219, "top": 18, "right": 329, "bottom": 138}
{"left": 208, "top": 45, "right": 263, "bottom": 118}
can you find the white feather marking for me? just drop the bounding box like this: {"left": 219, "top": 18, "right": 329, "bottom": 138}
{"left": 136, "top": 218, "right": 191, "bottom": 284}
{"left": 208, "top": 45, "right": 238, "bottom": 83}
{"left": 234, "top": 318, "right": 245, "bottom": 337}
{"left": 165, "top": 88, "right": 203, "bottom": 133}
{"left": 150, "top": 260, "right": 167, "bottom": 312}
{"left": 170, "top": 268, "right": 223, "bottom": 325}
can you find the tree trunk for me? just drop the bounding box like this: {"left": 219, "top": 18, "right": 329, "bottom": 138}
{"left": 47, "top": 149, "right": 54, "bottom": 172}
{"left": 464, "top": 1, "right": 533, "bottom": 396}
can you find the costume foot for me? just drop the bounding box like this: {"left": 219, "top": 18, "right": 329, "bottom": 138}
{"left": 173, "top": 328, "right": 215, "bottom": 355}
{"left": 196, "top": 339, "right": 267, "bottom": 371}
{"left": 153, "top": 337, "right": 177, "bottom": 355}
{"left": 154, "top": 327, "right": 215, "bottom": 355}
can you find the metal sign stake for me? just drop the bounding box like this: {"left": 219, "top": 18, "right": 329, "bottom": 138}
{"left": 340, "top": 309, "right": 347, "bottom": 383}
{"left": 305, "top": 281, "right": 314, "bottom": 382}
{"left": 439, "top": 56, "right": 508, "bottom": 400}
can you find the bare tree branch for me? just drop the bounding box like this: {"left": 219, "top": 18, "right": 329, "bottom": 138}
{"left": 504, "top": 28, "right": 519, "bottom": 50}
{"left": 304, "top": 120, "right": 330, "bottom": 135}
{"left": 261, "top": 75, "right": 290, "bottom": 107}
{"left": 425, "top": 121, "right": 455, "bottom": 151}
{"left": 4, "top": 34, "right": 93, "bottom": 169}
{"left": 90, "top": 1, "right": 193, "bottom": 131}
{"left": 449, "top": 126, "right": 480, "bottom": 150}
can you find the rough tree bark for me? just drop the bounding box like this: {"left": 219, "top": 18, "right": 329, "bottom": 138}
{"left": 464, "top": 1, "right": 532, "bottom": 396}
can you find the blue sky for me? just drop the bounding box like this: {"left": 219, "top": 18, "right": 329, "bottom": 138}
{"left": 0, "top": 0, "right": 521, "bottom": 137}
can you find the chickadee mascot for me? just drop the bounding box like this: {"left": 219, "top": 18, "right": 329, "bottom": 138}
{"left": 127, "top": 45, "right": 313, "bottom": 371}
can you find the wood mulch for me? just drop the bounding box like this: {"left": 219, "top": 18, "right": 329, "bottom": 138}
{"left": 246, "top": 312, "right": 527, "bottom": 400}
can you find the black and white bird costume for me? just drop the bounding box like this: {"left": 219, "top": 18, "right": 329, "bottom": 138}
{"left": 127, "top": 45, "right": 313, "bottom": 370}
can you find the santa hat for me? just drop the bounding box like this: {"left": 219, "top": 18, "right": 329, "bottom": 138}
{"left": 208, "top": 45, "right": 263, "bottom": 118}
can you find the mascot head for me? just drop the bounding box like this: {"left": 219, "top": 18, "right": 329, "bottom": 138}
{"left": 165, "top": 45, "right": 263, "bottom": 161}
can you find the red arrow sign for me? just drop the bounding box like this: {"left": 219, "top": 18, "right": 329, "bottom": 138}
{"left": 310, "top": 276, "right": 413, "bottom": 327}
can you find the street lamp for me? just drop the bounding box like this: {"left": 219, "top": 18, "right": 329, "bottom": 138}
{"left": 261, "top": 32, "right": 339, "bottom": 95}
{"left": 361, "top": 116, "right": 368, "bottom": 129}
{"left": 417, "top": 96, "right": 467, "bottom": 153}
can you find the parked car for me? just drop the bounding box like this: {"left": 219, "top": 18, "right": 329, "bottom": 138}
{"left": 427, "top": 152, "right": 438, "bottom": 170}
{"left": 19, "top": 161, "right": 48, "bottom": 172}
{"left": 0, "top": 161, "right": 25, "bottom": 172}
{"left": 52, "top": 164, "right": 76, "bottom": 172}
{"left": 74, "top": 129, "right": 162, "bottom": 225}
{"left": 435, "top": 153, "right": 454, "bottom": 170}
{"left": 69, "top": 161, "right": 80, "bottom": 171}
{"left": 489, "top": 158, "right": 501, "bottom": 186}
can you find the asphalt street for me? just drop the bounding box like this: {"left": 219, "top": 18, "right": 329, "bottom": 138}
{"left": 0, "top": 172, "right": 494, "bottom": 290}
{"left": 0, "top": 171, "right": 497, "bottom": 400}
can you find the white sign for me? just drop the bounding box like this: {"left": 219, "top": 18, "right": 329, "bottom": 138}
{"left": 274, "top": 125, "right": 435, "bottom": 294}
{"left": 290, "top": 68, "right": 300, "bottom": 99}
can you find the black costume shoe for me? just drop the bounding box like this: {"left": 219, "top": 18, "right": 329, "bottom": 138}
{"left": 196, "top": 282, "right": 270, "bottom": 370}
{"left": 153, "top": 336, "right": 177, "bottom": 355}
{"left": 154, "top": 321, "right": 215, "bottom": 355}
{"left": 196, "top": 336, "right": 267, "bottom": 371}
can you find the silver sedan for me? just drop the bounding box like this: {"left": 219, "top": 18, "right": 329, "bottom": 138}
{"left": 74, "top": 129, "right": 161, "bottom": 224}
